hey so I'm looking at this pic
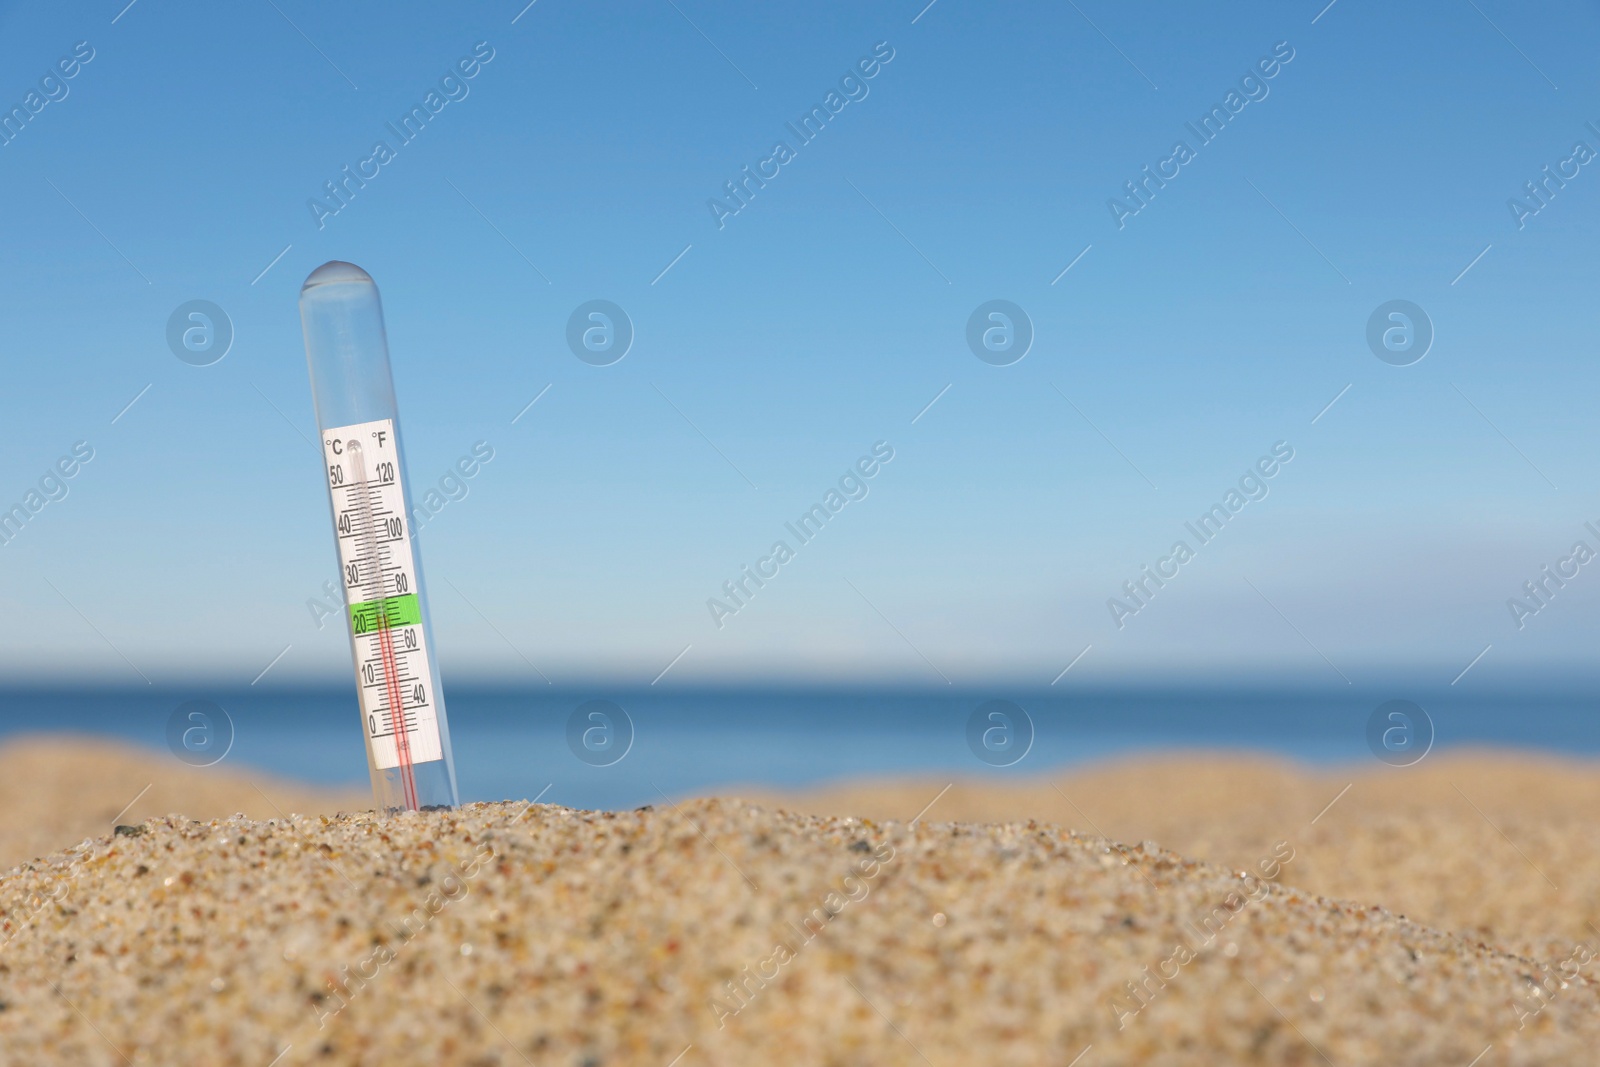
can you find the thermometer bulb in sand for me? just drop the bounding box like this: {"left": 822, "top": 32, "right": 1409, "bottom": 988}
{"left": 299, "top": 260, "right": 459, "bottom": 812}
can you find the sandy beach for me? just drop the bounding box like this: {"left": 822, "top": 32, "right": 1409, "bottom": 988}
{"left": 743, "top": 750, "right": 1600, "bottom": 963}
{"left": 2, "top": 736, "right": 1596, "bottom": 1064}
{"left": 0, "top": 736, "right": 366, "bottom": 875}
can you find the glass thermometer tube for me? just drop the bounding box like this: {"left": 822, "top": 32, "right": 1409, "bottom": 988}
{"left": 299, "top": 260, "right": 459, "bottom": 812}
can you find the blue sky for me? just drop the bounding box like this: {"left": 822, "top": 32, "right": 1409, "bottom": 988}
{"left": 1, "top": 0, "right": 1599, "bottom": 688}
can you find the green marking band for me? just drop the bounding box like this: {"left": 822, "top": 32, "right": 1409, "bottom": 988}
{"left": 349, "top": 593, "right": 421, "bottom": 632}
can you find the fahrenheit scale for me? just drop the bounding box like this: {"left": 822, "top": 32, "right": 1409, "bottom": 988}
{"left": 299, "top": 261, "right": 459, "bottom": 812}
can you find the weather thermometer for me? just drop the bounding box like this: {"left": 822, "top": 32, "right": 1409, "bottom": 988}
{"left": 299, "top": 261, "right": 459, "bottom": 812}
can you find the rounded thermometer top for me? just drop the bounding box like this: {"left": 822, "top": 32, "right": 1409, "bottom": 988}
{"left": 301, "top": 260, "right": 375, "bottom": 292}
{"left": 299, "top": 260, "right": 396, "bottom": 427}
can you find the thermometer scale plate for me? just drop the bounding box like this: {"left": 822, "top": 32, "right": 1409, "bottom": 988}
{"left": 321, "top": 418, "right": 442, "bottom": 773}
